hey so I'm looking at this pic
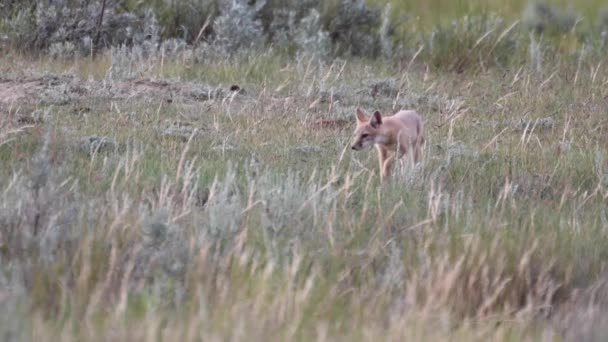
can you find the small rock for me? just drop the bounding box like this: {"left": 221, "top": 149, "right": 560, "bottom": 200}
{"left": 72, "top": 106, "right": 91, "bottom": 116}
{"left": 160, "top": 121, "right": 204, "bottom": 142}
{"left": 369, "top": 79, "right": 399, "bottom": 98}
{"left": 316, "top": 90, "right": 341, "bottom": 103}
{"left": 557, "top": 140, "right": 572, "bottom": 154}
{"left": 437, "top": 141, "right": 479, "bottom": 159}
{"left": 229, "top": 84, "right": 245, "bottom": 94}
{"left": 293, "top": 144, "right": 323, "bottom": 154}
{"left": 196, "top": 187, "right": 210, "bottom": 207}
{"left": 17, "top": 116, "right": 43, "bottom": 125}
{"left": 186, "top": 85, "right": 225, "bottom": 101}
{"left": 143, "top": 209, "right": 170, "bottom": 245}
{"left": 211, "top": 143, "right": 237, "bottom": 152}
{"left": 161, "top": 127, "right": 202, "bottom": 141}
{"left": 515, "top": 117, "right": 554, "bottom": 132}
{"left": 79, "top": 136, "right": 117, "bottom": 154}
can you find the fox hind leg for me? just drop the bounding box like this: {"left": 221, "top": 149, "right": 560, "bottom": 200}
{"left": 414, "top": 144, "right": 421, "bottom": 163}
{"left": 415, "top": 135, "right": 425, "bottom": 163}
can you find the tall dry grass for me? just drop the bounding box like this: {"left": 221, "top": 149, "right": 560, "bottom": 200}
{"left": 0, "top": 2, "right": 607, "bottom": 341}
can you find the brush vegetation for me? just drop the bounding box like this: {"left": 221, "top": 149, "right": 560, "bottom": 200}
{"left": 1, "top": 0, "right": 608, "bottom": 341}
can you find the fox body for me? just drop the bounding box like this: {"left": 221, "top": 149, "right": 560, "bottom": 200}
{"left": 351, "top": 108, "right": 424, "bottom": 180}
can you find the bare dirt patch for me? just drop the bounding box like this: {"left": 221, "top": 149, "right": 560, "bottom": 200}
{"left": 0, "top": 76, "right": 236, "bottom": 106}
{"left": 0, "top": 78, "right": 59, "bottom": 105}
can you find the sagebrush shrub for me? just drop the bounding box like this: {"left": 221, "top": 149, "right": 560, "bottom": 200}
{"left": 4, "top": 0, "right": 604, "bottom": 70}
{"left": 3, "top": 0, "right": 160, "bottom": 55}
{"left": 107, "top": 44, "right": 157, "bottom": 80}
{"left": 1, "top": 0, "right": 398, "bottom": 60}
{"left": 212, "top": 0, "right": 266, "bottom": 55}
{"left": 264, "top": 0, "right": 395, "bottom": 59}
{"left": 378, "top": 4, "right": 393, "bottom": 59}
{"left": 148, "top": 0, "right": 218, "bottom": 42}
{"left": 323, "top": 0, "right": 383, "bottom": 57}
{"left": 267, "top": 8, "right": 296, "bottom": 49}
{"left": 3, "top": 7, "right": 37, "bottom": 50}
{"left": 294, "top": 9, "right": 332, "bottom": 60}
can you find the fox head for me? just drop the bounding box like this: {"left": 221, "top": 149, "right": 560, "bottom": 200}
{"left": 351, "top": 108, "right": 383, "bottom": 150}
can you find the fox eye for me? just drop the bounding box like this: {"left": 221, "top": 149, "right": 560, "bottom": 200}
{"left": 361, "top": 133, "right": 369, "bottom": 139}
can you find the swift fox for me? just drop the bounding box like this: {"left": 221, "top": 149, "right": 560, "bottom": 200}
{"left": 351, "top": 108, "right": 424, "bottom": 180}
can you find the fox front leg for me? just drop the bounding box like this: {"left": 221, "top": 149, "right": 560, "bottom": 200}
{"left": 381, "top": 153, "right": 396, "bottom": 181}
{"left": 375, "top": 145, "right": 388, "bottom": 179}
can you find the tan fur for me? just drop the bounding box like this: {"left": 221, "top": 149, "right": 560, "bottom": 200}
{"left": 351, "top": 108, "right": 424, "bottom": 181}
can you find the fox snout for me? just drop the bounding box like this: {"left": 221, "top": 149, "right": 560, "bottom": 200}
{"left": 351, "top": 136, "right": 372, "bottom": 151}
{"left": 351, "top": 139, "right": 365, "bottom": 151}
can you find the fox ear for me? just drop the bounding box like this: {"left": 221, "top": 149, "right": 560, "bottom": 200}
{"left": 370, "top": 111, "right": 382, "bottom": 128}
{"left": 355, "top": 108, "right": 367, "bottom": 123}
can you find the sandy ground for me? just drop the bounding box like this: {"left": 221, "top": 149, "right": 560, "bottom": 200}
{"left": 0, "top": 76, "right": 234, "bottom": 107}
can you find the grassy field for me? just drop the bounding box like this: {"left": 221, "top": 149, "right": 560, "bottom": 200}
{"left": 374, "top": 0, "right": 608, "bottom": 26}
{"left": 1, "top": 2, "right": 608, "bottom": 341}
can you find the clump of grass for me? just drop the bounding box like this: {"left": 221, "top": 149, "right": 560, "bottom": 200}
{"left": 523, "top": 2, "right": 578, "bottom": 36}
{"left": 599, "top": 8, "right": 608, "bottom": 49}
{"left": 423, "top": 14, "right": 521, "bottom": 72}
{"left": 600, "top": 8, "right": 608, "bottom": 32}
